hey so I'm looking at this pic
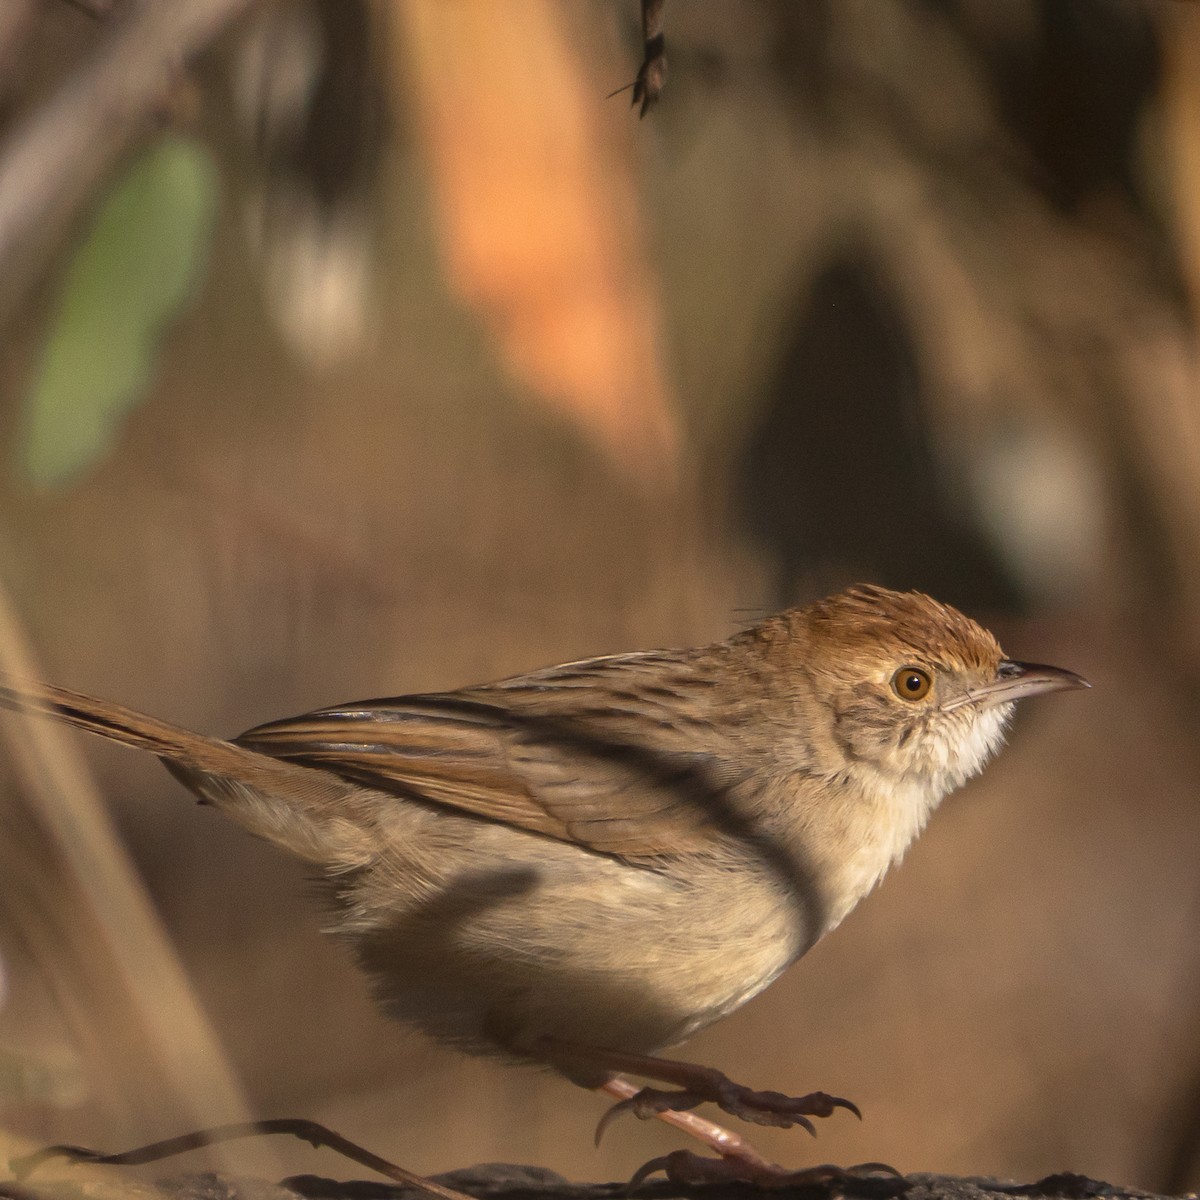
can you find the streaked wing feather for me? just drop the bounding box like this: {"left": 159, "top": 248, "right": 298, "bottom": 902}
{"left": 234, "top": 692, "right": 723, "bottom": 859}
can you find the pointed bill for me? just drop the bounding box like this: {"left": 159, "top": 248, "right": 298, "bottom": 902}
{"left": 944, "top": 660, "right": 1090, "bottom": 711}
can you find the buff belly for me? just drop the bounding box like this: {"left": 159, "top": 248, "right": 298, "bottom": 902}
{"left": 330, "top": 813, "right": 810, "bottom": 1059}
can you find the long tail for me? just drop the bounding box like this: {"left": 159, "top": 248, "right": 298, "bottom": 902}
{"left": 0, "top": 676, "right": 230, "bottom": 764}
{"left": 0, "top": 677, "right": 375, "bottom": 867}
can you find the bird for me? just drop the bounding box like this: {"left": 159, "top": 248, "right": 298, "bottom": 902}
{"left": 0, "top": 584, "right": 1087, "bottom": 1182}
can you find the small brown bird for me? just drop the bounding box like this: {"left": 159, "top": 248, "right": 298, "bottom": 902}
{"left": 0, "top": 585, "right": 1087, "bottom": 1181}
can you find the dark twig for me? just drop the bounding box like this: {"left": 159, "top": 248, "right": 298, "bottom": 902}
{"left": 9, "top": 1119, "right": 474, "bottom": 1200}
{"left": 631, "top": 0, "right": 666, "bottom": 116}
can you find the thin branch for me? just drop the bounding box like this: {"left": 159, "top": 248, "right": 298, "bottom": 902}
{"left": 0, "top": 0, "right": 260, "bottom": 328}
{"left": 11, "top": 1120, "right": 473, "bottom": 1200}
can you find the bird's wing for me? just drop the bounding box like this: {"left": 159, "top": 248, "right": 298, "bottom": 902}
{"left": 234, "top": 688, "right": 739, "bottom": 861}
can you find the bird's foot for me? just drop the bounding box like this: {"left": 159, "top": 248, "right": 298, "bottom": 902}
{"left": 629, "top": 1149, "right": 905, "bottom": 1191}
{"left": 595, "top": 1061, "right": 859, "bottom": 1140}
{"left": 541, "top": 1037, "right": 858, "bottom": 1126}
{"left": 594, "top": 1076, "right": 893, "bottom": 1193}
{"left": 535, "top": 1037, "right": 860, "bottom": 1143}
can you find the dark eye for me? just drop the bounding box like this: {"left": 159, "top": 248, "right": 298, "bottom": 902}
{"left": 892, "top": 666, "right": 932, "bottom": 701}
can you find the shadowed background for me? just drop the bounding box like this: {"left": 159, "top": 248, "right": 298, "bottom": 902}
{"left": 1, "top": 1, "right": 1199, "bottom": 1194}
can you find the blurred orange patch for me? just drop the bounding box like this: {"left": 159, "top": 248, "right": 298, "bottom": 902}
{"left": 395, "top": 0, "right": 680, "bottom": 478}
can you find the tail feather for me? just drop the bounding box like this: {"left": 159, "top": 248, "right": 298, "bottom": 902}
{"left": 0, "top": 676, "right": 375, "bottom": 867}
{"left": 0, "top": 677, "right": 280, "bottom": 789}
{"left": 0, "top": 677, "right": 216, "bottom": 762}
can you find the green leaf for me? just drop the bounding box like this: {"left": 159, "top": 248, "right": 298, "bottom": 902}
{"left": 21, "top": 134, "right": 219, "bottom": 488}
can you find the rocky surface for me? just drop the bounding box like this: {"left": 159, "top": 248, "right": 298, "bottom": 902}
{"left": 1, "top": 1163, "right": 1188, "bottom": 1200}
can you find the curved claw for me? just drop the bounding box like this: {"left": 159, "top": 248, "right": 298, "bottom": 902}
{"left": 848, "top": 1161, "right": 906, "bottom": 1178}
{"left": 593, "top": 1097, "right": 635, "bottom": 1147}
{"left": 627, "top": 1153, "right": 674, "bottom": 1190}
{"left": 630, "top": 1150, "right": 758, "bottom": 1188}
{"left": 596, "top": 1086, "right": 706, "bottom": 1144}
{"left": 805, "top": 1091, "right": 857, "bottom": 1120}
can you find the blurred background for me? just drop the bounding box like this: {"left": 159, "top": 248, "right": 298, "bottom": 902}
{"left": 1, "top": 0, "right": 1199, "bottom": 1193}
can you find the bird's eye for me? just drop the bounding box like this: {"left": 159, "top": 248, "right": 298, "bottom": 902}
{"left": 892, "top": 666, "right": 932, "bottom": 701}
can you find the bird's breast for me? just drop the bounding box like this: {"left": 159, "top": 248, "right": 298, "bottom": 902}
{"left": 807, "top": 770, "right": 945, "bottom": 932}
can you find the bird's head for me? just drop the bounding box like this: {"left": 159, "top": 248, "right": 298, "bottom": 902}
{"left": 797, "top": 585, "right": 1089, "bottom": 792}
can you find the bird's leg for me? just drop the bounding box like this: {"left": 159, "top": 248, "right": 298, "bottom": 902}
{"left": 536, "top": 1037, "right": 859, "bottom": 1136}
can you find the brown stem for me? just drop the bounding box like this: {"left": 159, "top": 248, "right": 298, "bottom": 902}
{"left": 10, "top": 1119, "right": 474, "bottom": 1200}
